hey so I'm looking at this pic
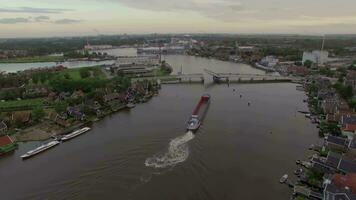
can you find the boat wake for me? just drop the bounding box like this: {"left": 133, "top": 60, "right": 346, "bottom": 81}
{"left": 145, "top": 131, "right": 195, "bottom": 168}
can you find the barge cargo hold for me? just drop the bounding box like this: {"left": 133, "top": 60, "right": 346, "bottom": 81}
{"left": 187, "top": 94, "right": 211, "bottom": 132}
{"left": 21, "top": 140, "right": 60, "bottom": 159}
{"left": 61, "top": 127, "right": 91, "bottom": 141}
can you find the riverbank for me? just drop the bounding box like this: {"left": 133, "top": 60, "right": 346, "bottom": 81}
{"left": 0, "top": 55, "right": 116, "bottom": 64}
{"left": 0, "top": 55, "right": 64, "bottom": 63}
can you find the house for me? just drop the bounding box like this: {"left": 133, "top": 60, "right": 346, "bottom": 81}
{"left": 103, "top": 93, "right": 120, "bottom": 103}
{"left": 342, "top": 124, "right": 356, "bottom": 138}
{"left": 67, "top": 107, "right": 85, "bottom": 121}
{"left": 71, "top": 90, "right": 85, "bottom": 99}
{"left": 48, "top": 112, "right": 70, "bottom": 127}
{"left": 311, "top": 152, "right": 356, "bottom": 174}
{"left": 322, "top": 98, "right": 339, "bottom": 115}
{"left": 323, "top": 173, "right": 356, "bottom": 200}
{"left": 22, "top": 87, "right": 48, "bottom": 99}
{"left": 327, "top": 111, "right": 356, "bottom": 124}
{"left": 0, "top": 135, "right": 17, "bottom": 155}
{"left": 287, "top": 65, "right": 308, "bottom": 76}
{"left": 318, "top": 89, "right": 336, "bottom": 100}
{"left": 0, "top": 121, "right": 8, "bottom": 134}
{"left": 325, "top": 136, "right": 349, "bottom": 152}
{"left": 344, "top": 71, "right": 356, "bottom": 93}
{"left": 11, "top": 111, "right": 31, "bottom": 124}
{"left": 87, "top": 100, "right": 102, "bottom": 116}
{"left": 340, "top": 115, "right": 356, "bottom": 128}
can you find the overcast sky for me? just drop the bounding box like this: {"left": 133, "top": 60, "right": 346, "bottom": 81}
{"left": 0, "top": 0, "right": 355, "bottom": 38}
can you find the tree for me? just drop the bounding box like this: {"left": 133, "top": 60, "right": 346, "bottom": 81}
{"left": 64, "top": 73, "right": 71, "bottom": 80}
{"left": 54, "top": 102, "right": 68, "bottom": 114}
{"left": 303, "top": 60, "right": 313, "bottom": 68}
{"left": 32, "top": 106, "right": 45, "bottom": 122}
{"left": 79, "top": 68, "right": 90, "bottom": 79}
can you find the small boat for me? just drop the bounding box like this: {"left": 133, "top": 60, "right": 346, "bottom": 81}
{"left": 305, "top": 113, "right": 311, "bottom": 118}
{"left": 21, "top": 140, "right": 60, "bottom": 159}
{"left": 61, "top": 127, "right": 91, "bottom": 141}
{"left": 126, "top": 103, "right": 136, "bottom": 108}
{"left": 280, "top": 174, "right": 288, "bottom": 183}
{"left": 296, "top": 159, "right": 301, "bottom": 165}
{"left": 294, "top": 168, "right": 303, "bottom": 176}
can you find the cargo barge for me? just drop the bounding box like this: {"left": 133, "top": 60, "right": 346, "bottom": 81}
{"left": 21, "top": 140, "right": 60, "bottom": 159}
{"left": 187, "top": 94, "right": 211, "bottom": 132}
{"left": 61, "top": 127, "right": 91, "bottom": 141}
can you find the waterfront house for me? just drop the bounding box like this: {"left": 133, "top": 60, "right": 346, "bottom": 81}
{"left": 103, "top": 93, "right": 120, "bottom": 104}
{"left": 0, "top": 121, "right": 8, "bottom": 135}
{"left": 342, "top": 124, "right": 356, "bottom": 138}
{"left": 67, "top": 107, "right": 85, "bottom": 121}
{"left": 322, "top": 98, "right": 339, "bottom": 115}
{"left": 86, "top": 100, "right": 102, "bottom": 117}
{"left": 326, "top": 136, "right": 349, "bottom": 152}
{"left": 310, "top": 152, "right": 356, "bottom": 174}
{"left": 323, "top": 173, "right": 356, "bottom": 200}
{"left": 48, "top": 112, "right": 70, "bottom": 127}
{"left": 318, "top": 89, "right": 336, "bottom": 100}
{"left": 327, "top": 110, "right": 356, "bottom": 124}
{"left": 0, "top": 135, "right": 16, "bottom": 155}
{"left": 341, "top": 115, "right": 356, "bottom": 131}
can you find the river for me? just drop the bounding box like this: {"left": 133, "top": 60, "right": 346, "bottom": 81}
{"left": 0, "top": 49, "right": 320, "bottom": 200}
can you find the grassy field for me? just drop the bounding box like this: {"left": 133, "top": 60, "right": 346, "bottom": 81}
{"left": 57, "top": 66, "right": 106, "bottom": 80}
{"left": 0, "top": 98, "right": 43, "bottom": 108}
{"left": 153, "top": 68, "right": 171, "bottom": 76}
{"left": 0, "top": 55, "right": 64, "bottom": 63}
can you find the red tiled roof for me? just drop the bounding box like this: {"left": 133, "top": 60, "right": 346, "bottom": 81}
{"left": 342, "top": 124, "right": 356, "bottom": 132}
{"left": 0, "top": 135, "right": 13, "bottom": 147}
{"left": 332, "top": 173, "right": 356, "bottom": 194}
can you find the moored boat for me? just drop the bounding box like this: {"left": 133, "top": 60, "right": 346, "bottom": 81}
{"left": 280, "top": 174, "right": 288, "bottom": 183}
{"left": 61, "top": 127, "right": 91, "bottom": 141}
{"left": 21, "top": 140, "right": 60, "bottom": 159}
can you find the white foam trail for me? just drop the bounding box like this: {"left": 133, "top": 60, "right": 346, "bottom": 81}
{"left": 145, "top": 131, "right": 195, "bottom": 168}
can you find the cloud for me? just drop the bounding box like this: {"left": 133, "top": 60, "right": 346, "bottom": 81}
{"left": 0, "top": 7, "right": 73, "bottom": 14}
{"left": 54, "top": 19, "right": 83, "bottom": 24}
{"left": 0, "top": 16, "right": 83, "bottom": 25}
{"left": 34, "top": 16, "right": 50, "bottom": 22}
{"left": 0, "top": 18, "right": 30, "bottom": 24}
{"left": 115, "top": 0, "right": 251, "bottom": 22}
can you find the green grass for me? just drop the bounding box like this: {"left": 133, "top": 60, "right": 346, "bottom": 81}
{"left": 0, "top": 55, "right": 64, "bottom": 63}
{"left": 153, "top": 68, "right": 171, "bottom": 76}
{"left": 57, "top": 66, "right": 106, "bottom": 80}
{"left": 0, "top": 98, "right": 43, "bottom": 108}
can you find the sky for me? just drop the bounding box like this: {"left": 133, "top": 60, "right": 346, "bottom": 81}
{"left": 0, "top": 0, "right": 356, "bottom": 38}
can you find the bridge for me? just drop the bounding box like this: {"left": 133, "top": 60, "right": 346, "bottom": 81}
{"left": 132, "top": 69, "right": 299, "bottom": 84}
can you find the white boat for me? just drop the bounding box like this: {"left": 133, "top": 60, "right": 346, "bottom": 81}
{"left": 21, "top": 140, "right": 60, "bottom": 159}
{"left": 280, "top": 174, "right": 288, "bottom": 183}
{"left": 61, "top": 127, "right": 91, "bottom": 141}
